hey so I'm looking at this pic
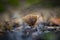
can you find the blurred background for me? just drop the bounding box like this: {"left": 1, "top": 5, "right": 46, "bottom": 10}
{"left": 0, "top": 0, "right": 60, "bottom": 40}
{"left": 0, "top": 0, "right": 60, "bottom": 21}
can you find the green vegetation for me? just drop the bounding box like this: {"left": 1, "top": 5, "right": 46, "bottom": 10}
{"left": 0, "top": 0, "right": 60, "bottom": 12}
{"left": 43, "top": 32, "right": 56, "bottom": 40}
{"left": 0, "top": 0, "right": 20, "bottom": 12}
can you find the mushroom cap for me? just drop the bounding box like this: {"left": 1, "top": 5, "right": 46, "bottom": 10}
{"left": 22, "top": 14, "right": 40, "bottom": 26}
{"left": 50, "top": 18, "right": 60, "bottom": 25}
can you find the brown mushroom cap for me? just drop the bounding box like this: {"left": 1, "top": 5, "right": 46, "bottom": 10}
{"left": 50, "top": 18, "right": 60, "bottom": 25}
{"left": 22, "top": 14, "right": 40, "bottom": 27}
